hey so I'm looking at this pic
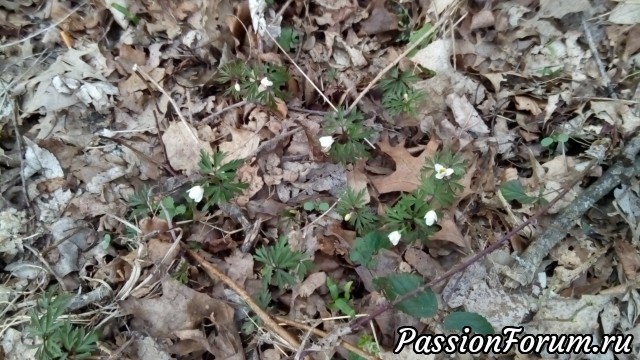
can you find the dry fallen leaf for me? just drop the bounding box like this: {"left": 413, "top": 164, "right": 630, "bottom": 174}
{"left": 162, "top": 122, "right": 213, "bottom": 175}
{"left": 371, "top": 135, "right": 438, "bottom": 194}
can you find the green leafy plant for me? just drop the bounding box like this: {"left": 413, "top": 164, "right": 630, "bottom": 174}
{"left": 323, "top": 108, "right": 373, "bottom": 164}
{"left": 394, "top": 4, "right": 413, "bottom": 43}
{"left": 373, "top": 273, "right": 438, "bottom": 318}
{"left": 350, "top": 231, "right": 391, "bottom": 268}
{"left": 197, "top": 150, "right": 248, "bottom": 210}
{"left": 541, "top": 132, "right": 569, "bottom": 149}
{"left": 378, "top": 66, "right": 423, "bottom": 116}
{"left": 325, "top": 67, "right": 339, "bottom": 82}
{"left": 348, "top": 334, "right": 380, "bottom": 360}
{"left": 303, "top": 200, "right": 330, "bottom": 213}
{"left": 173, "top": 261, "right": 190, "bottom": 284}
{"left": 500, "top": 180, "right": 547, "bottom": 206}
{"left": 326, "top": 277, "right": 356, "bottom": 318}
{"left": 336, "top": 187, "right": 378, "bottom": 234}
{"left": 254, "top": 237, "right": 313, "bottom": 289}
{"left": 217, "top": 60, "right": 289, "bottom": 108}
{"left": 127, "top": 186, "right": 186, "bottom": 221}
{"left": 420, "top": 150, "right": 466, "bottom": 207}
{"left": 381, "top": 151, "right": 467, "bottom": 245}
{"left": 277, "top": 27, "right": 300, "bottom": 52}
{"left": 27, "top": 289, "right": 99, "bottom": 360}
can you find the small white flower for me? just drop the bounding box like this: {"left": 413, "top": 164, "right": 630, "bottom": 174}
{"left": 319, "top": 136, "right": 334, "bottom": 152}
{"left": 434, "top": 163, "right": 454, "bottom": 179}
{"left": 424, "top": 210, "right": 438, "bottom": 226}
{"left": 388, "top": 230, "right": 401, "bottom": 246}
{"left": 234, "top": 82, "right": 241, "bottom": 92}
{"left": 187, "top": 185, "right": 204, "bottom": 203}
{"left": 344, "top": 212, "right": 353, "bottom": 221}
{"left": 257, "top": 77, "right": 273, "bottom": 92}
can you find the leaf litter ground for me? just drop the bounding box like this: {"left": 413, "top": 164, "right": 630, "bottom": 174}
{"left": 1, "top": 0, "right": 640, "bottom": 359}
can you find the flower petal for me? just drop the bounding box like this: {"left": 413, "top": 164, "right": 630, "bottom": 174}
{"left": 187, "top": 185, "right": 204, "bottom": 203}
{"left": 388, "top": 231, "right": 401, "bottom": 246}
{"left": 424, "top": 210, "right": 438, "bottom": 226}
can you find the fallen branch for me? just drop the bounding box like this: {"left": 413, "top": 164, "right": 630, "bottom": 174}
{"left": 184, "top": 247, "right": 302, "bottom": 350}
{"left": 505, "top": 136, "right": 640, "bottom": 286}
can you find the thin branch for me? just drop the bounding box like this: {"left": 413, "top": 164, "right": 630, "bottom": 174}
{"left": 581, "top": 17, "right": 618, "bottom": 100}
{"left": 200, "top": 100, "right": 248, "bottom": 125}
{"left": 185, "top": 248, "right": 302, "bottom": 349}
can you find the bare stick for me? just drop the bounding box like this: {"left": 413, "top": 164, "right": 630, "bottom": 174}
{"left": 185, "top": 248, "right": 302, "bottom": 349}
{"left": 201, "top": 100, "right": 247, "bottom": 125}
{"left": 581, "top": 18, "right": 618, "bottom": 100}
{"left": 506, "top": 136, "right": 640, "bottom": 286}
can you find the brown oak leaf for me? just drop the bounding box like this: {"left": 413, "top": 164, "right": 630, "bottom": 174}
{"left": 371, "top": 134, "right": 438, "bottom": 194}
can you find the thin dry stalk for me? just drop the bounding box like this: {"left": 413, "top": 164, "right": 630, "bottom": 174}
{"left": 132, "top": 64, "right": 200, "bottom": 144}
{"left": 185, "top": 248, "right": 302, "bottom": 350}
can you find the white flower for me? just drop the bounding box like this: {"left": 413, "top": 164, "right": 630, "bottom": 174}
{"left": 344, "top": 212, "right": 353, "bottom": 221}
{"left": 257, "top": 77, "right": 273, "bottom": 92}
{"left": 234, "top": 82, "right": 241, "bottom": 92}
{"left": 434, "top": 163, "right": 454, "bottom": 179}
{"left": 319, "top": 136, "right": 334, "bottom": 152}
{"left": 388, "top": 230, "right": 401, "bottom": 246}
{"left": 187, "top": 185, "right": 204, "bottom": 203}
{"left": 424, "top": 210, "right": 438, "bottom": 226}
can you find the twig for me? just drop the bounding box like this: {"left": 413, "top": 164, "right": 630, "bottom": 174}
{"left": 250, "top": 127, "right": 303, "bottom": 157}
{"left": 0, "top": 0, "right": 89, "bottom": 49}
{"left": 10, "top": 100, "right": 30, "bottom": 208}
{"left": 347, "top": 1, "right": 462, "bottom": 113}
{"left": 581, "top": 17, "right": 618, "bottom": 100}
{"left": 274, "top": 316, "right": 375, "bottom": 360}
{"left": 505, "top": 136, "right": 640, "bottom": 286}
{"left": 289, "top": 107, "right": 327, "bottom": 116}
{"left": 184, "top": 248, "right": 302, "bottom": 349}
{"left": 201, "top": 100, "right": 248, "bottom": 125}
{"left": 67, "top": 285, "right": 113, "bottom": 311}
{"left": 132, "top": 64, "right": 199, "bottom": 144}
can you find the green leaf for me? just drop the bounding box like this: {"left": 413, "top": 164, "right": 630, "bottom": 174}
{"left": 541, "top": 137, "right": 554, "bottom": 147}
{"left": 556, "top": 133, "right": 569, "bottom": 143}
{"left": 500, "top": 180, "right": 537, "bottom": 204}
{"left": 111, "top": 3, "right": 140, "bottom": 25}
{"left": 444, "top": 312, "right": 494, "bottom": 335}
{"left": 407, "top": 23, "right": 434, "bottom": 57}
{"left": 350, "top": 231, "right": 390, "bottom": 268}
{"left": 318, "top": 202, "right": 330, "bottom": 212}
{"left": 373, "top": 273, "right": 437, "bottom": 318}
{"left": 303, "top": 201, "right": 315, "bottom": 211}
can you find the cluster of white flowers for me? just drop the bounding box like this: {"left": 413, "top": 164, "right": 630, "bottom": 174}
{"left": 387, "top": 210, "right": 438, "bottom": 245}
